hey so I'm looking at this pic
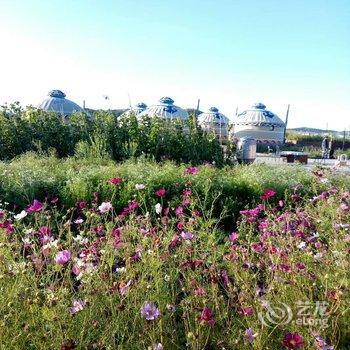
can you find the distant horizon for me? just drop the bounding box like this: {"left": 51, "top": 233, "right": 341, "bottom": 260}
{"left": 1, "top": 0, "right": 349, "bottom": 131}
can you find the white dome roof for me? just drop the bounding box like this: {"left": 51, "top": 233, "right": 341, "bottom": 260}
{"left": 198, "top": 107, "right": 230, "bottom": 125}
{"left": 38, "top": 90, "right": 84, "bottom": 116}
{"left": 138, "top": 97, "right": 188, "bottom": 120}
{"left": 233, "top": 103, "right": 286, "bottom": 144}
{"left": 233, "top": 103, "right": 285, "bottom": 127}
{"left": 121, "top": 102, "right": 147, "bottom": 117}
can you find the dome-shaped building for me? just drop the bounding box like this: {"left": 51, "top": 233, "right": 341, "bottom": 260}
{"left": 38, "top": 90, "right": 85, "bottom": 116}
{"left": 233, "top": 103, "right": 285, "bottom": 144}
{"left": 121, "top": 102, "right": 147, "bottom": 118}
{"left": 198, "top": 107, "right": 231, "bottom": 143}
{"left": 138, "top": 97, "right": 188, "bottom": 120}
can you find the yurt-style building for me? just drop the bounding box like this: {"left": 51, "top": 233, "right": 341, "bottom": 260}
{"left": 38, "top": 90, "right": 85, "bottom": 117}
{"left": 233, "top": 103, "right": 285, "bottom": 144}
{"left": 121, "top": 102, "right": 148, "bottom": 118}
{"left": 138, "top": 97, "right": 188, "bottom": 120}
{"left": 198, "top": 107, "right": 231, "bottom": 143}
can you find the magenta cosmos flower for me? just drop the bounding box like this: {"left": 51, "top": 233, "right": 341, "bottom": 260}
{"left": 26, "top": 199, "right": 43, "bottom": 213}
{"left": 198, "top": 307, "right": 216, "bottom": 327}
{"left": 185, "top": 166, "right": 198, "bottom": 175}
{"left": 228, "top": 232, "right": 238, "bottom": 243}
{"left": 238, "top": 306, "right": 254, "bottom": 316}
{"left": 141, "top": 302, "right": 160, "bottom": 320}
{"left": 155, "top": 188, "right": 167, "bottom": 197}
{"left": 281, "top": 332, "right": 304, "bottom": 349}
{"left": 55, "top": 250, "right": 71, "bottom": 265}
{"left": 261, "top": 188, "right": 276, "bottom": 200}
{"left": 109, "top": 177, "right": 122, "bottom": 185}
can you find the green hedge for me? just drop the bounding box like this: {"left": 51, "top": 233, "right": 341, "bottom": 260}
{"left": 0, "top": 104, "right": 232, "bottom": 165}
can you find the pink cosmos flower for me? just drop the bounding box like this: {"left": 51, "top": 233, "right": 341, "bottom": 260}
{"left": 261, "top": 188, "right": 276, "bottom": 200}
{"left": 98, "top": 201, "right": 112, "bottom": 213}
{"left": 194, "top": 288, "right": 205, "bottom": 297}
{"left": 279, "top": 264, "right": 292, "bottom": 273}
{"left": 281, "top": 332, "right": 304, "bottom": 349}
{"left": 340, "top": 201, "right": 349, "bottom": 211}
{"left": 55, "top": 250, "right": 71, "bottom": 265}
{"left": 198, "top": 307, "right": 215, "bottom": 327}
{"left": 238, "top": 306, "right": 254, "bottom": 316}
{"left": 38, "top": 226, "right": 53, "bottom": 244}
{"left": 0, "top": 220, "right": 14, "bottom": 234}
{"left": 175, "top": 206, "right": 184, "bottom": 216}
{"left": 251, "top": 242, "right": 264, "bottom": 253}
{"left": 221, "top": 270, "right": 230, "bottom": 285}
{"left": 70, "top": 299, "right": 86, "bottom": 315}
{"left": 128, "top": 200, "right": 139, "bottom": 211}
{"left": 229, "top": 232, "right": 238, "bottom": 243}
{"left": 185, "top": 166, "right": 199, "bottom": 175}
{"left": 109, "top": 177, "right": 122, "bottom": 185}
{"left": 181, "top": 231, "right": 194, "bottom": 240}
{"left": 296, "top": 262, "right": 306, "bottom": 270}
{"left": 141, "top": 302, "right": 160, "bottom": 320}
{"left": 155, "top": 188, "right": 167, "bottom": 197}
{"left": 69, "top": 299, "right": 86, "bottom": 315}
{"left": 76, "top": 201, "right": 87, "bottom": 210}
{"left": 183, "top": 189, "right": 192, "bottom": 196}
{"left": 119, "top": 279, "right": 132, "bottom": 296}
{"left": 26, "top": 199, "right": 43, "bottom": 213}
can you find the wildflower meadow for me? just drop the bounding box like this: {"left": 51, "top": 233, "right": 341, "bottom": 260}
{"left": 0, "top": 154, "right": 349, "bottom": 349}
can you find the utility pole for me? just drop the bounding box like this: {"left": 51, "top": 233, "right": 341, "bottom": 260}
{"left": 283, "top": 104, "right": 290, "bottom": 144}
{"left": 195, "top": 99, "right": 200, "bottom": 117}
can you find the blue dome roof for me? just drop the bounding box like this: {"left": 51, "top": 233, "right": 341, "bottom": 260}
{"left": 38, "top": 90, "right": 84, "bottom": 116}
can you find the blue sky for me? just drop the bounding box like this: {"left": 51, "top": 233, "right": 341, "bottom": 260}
{"left": 0, "top": 0, "right": 349, "bottom": 129}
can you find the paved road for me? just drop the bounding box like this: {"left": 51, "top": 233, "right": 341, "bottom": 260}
{"left": 254, "top": 154, "right": 350, "bottom": 174}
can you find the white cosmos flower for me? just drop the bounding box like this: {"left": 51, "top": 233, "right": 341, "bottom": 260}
{"left": 155, "top": 203, "right": 162, "bottom": 215}
{"left": 297, "top": 242, "right": 307, "bottom": 250}
{"left": 98, "top": 201, "right": 112, "bottom": 213}
{"left": 14, "top": 210, "right": 27, "bottom": 221}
